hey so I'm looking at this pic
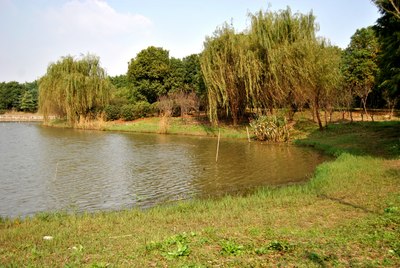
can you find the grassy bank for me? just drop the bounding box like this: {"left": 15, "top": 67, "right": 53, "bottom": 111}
{"left": 107, "top": 117, "right": 250, "bottom": 139}
{"left": 1, "top": 121, "right": 399, "bottom": 267}
{"left": 45, "top": 116, "right": 250, "bottom": 139}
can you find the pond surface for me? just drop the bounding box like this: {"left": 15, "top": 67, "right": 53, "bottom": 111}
{"left": 0, "top": 122, "right": 328, "bottom": 218}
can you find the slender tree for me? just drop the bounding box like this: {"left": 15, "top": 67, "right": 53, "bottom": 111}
{"left": 342, "top": 27, "right": 379, "bottom": 120}
{"left": 249, "top": 7, "right": 318, "bottom": 118}
{"left": 201, "top": 24, "right": 261, "bottom": 125}
{"left": 38, "top": 54, "right": 112, "bottom": 124}
{"left": 300, "top": 40, "right": 342, "bottom": 129}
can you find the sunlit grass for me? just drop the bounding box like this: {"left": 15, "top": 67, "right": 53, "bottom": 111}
{"left": 295, "top": 121, "right": 400, "bottom": 158}
{"left": 106, "top": 116, "right": 249, "bottom": 139}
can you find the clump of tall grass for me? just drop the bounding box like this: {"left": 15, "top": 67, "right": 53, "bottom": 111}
{"left": 158, "top": 116, "right": 170, "bottom": 134}
{"left": 250, "top": 115, "right": 290, "bottom": 142}
{"left": 75, "top": 114, "right": 107, "bottom": 130}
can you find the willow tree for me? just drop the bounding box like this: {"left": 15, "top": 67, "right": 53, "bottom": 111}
{"left": 201, "top": 7, "right": 340, "bottom": 126}
{"left": 39, "top": 54, "right": 112, "bottom": 125}
{"left": 201, "top": 23, "right": 261, "bottom": 125}
{"left": 249, "top": 7, "right": 318, "bottom": 119}
{"left": 299, "top": 39, "right": 342, "bottom": 129}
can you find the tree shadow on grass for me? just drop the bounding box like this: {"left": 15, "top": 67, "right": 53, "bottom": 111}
{"left": 297, "top": 121, "right": 400, "bottom": 159}
{"left": 298, "top": 121, "right": 400, "bottom": 214}
{"left": 318, "top": 194, "right": 378, "bottom": 214}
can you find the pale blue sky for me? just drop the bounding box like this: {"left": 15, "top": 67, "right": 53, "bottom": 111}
{"left": 0, "top": 0, "right": 379, "bottom": 82}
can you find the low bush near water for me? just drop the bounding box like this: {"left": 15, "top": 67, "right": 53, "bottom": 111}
{"left": 119, "top": 101, "right": 152, "bottom": 121}
{"left": 104, "top": 105, "right": 121, "bottom": 121}
{"left": 250, "top": 115, "right": 290, "bottom": 142}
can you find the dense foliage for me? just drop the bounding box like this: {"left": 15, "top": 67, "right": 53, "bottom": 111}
{"left": 126, "top": 47, "right": 205, "bottom": 105}
{"left": 201, "top": 8, "right": 342, "bottom": 128}
{"left": 1, "top": 4, "right": 399, "bottom": 129}
{"left": 98, "top": 47, "right": 205, "bottom": 121}
{"left": 342, "top": 27, "right": 379, "bottom": 120}
{"left": 127, "top": 46, "right": 171, "bottom": 103}
{"left": 38, "top": 54, "right": 112, "bottom": 124}
{"left": 374, "top": 0, "right": 400, "bottom": 112}
{"left": 0, "top": 81, "right": 38, "bottom": 113}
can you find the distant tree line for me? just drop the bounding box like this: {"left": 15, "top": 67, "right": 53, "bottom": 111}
{"left": 0, "top": 81, "right": 38, "bottom": 113}
{"left": 0, "top": 1, "right": 398, "bottom": 128}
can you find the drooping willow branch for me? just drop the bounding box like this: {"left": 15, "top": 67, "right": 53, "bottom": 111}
{"left": 39, "top": 54, "right": 112, "bottom": 125}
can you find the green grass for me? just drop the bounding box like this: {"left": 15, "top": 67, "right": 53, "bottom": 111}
{"left": 107, "top": 117, "right": 162, "bottom": 133}
{"left": 1, "top": 121, "right": 399, "bottom": 267}
{"left": 295, "top": 121, "right": 400, "bottom": 158}
{"left": 106, "top": 116, "right": 249, "bottom": 139}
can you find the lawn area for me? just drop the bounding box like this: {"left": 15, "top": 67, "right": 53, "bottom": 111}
{"left": 1, "top": 121, "right": 399, "bottom": 267}
{"left": 105, "top": 116, "right": 249, "bottom": 139}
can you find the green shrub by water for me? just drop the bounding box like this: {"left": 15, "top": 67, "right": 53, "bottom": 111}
{"left": 120, "top": 101, "right": 152, "bottom": 121}
{"left": 104, "top": 104, "right": 121, "bottom": 121}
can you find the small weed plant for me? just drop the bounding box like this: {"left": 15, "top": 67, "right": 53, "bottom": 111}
{"left": 220, "top": 240, "right": 244, "bottom": 256}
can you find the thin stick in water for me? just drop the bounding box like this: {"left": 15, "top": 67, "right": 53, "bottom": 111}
{"left": 216, "top": 129, "right": 221, "bottom": 162}
{"left": 246, "top": 126, "right": 251, "bottom": 143}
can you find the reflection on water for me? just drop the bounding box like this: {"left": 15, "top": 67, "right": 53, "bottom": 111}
{"left": 0, "top": 123, "right": 329, "bottom": 218}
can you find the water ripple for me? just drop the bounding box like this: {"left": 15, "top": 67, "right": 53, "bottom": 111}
{"left": 0, "top": 123, "right": 329, "bottom": 218}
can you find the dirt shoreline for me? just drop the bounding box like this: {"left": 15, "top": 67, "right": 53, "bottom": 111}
{"left": 0, "top": 114, "right": 44, "bottom": 122}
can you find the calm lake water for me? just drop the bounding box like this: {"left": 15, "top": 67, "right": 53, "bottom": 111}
{"left": 0, "top": 122, "right": 328, "bottom": 218}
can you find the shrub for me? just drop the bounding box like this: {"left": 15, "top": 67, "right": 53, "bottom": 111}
{"left": 133, "top": 101, "right": 151, "bottom": 118}
{"left": 104, "top": 105, "right": 121, "bottom": 121}
{"left": 150, "top": 102, "right": 159, "bottom": 115}
{"left": 158, "top": 95, "right": 174, "bottom": 116}
{"left": 120, "top": 104, "right": 135, "bottom": 121}
{"left": 120, "top": 101, "right": 152, "bottom": 121}
{"left": 250, "top": 115, "right": 290, "bottom": 142}
{"left": 157, "top": 92, "right": 200, "bottom": 117}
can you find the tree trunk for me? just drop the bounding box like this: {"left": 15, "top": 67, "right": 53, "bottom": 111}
{"left": 350, "top": 109, "right": 353, "bottom": 123}
{"left": 310, "top": 105, "right": 316, "bottom": 122}
{"left": 312, "top": 110, "right": 316, "bottom": 122}
{"left": 361, "top": 96, "right": 370, "bottom": 121}
{"left": 390, "top": 106, "right": 395, "bottom": 120}
{"left": 288, "top": 104, "right": 297, "bottom": 121}
{"left": 314, "top": 96, "right": 323, "bottom": 130}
